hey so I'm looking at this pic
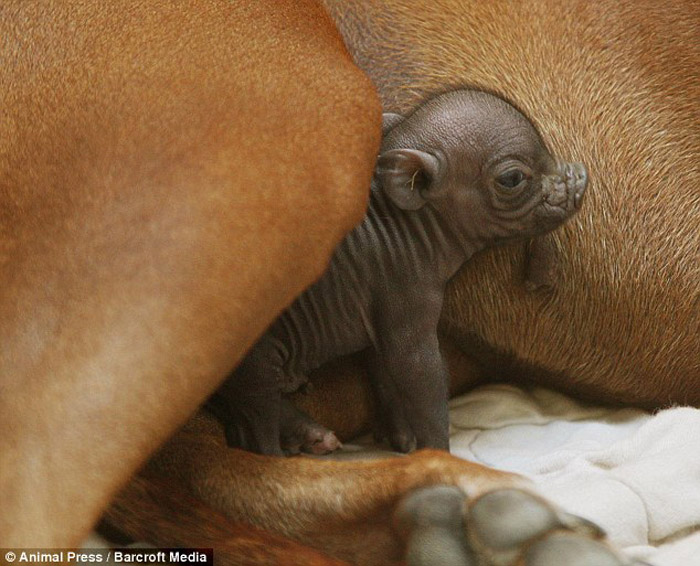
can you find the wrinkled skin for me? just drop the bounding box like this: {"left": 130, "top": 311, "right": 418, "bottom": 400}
{"left": 213, "top": 90, "right": 587, "bottom": 456}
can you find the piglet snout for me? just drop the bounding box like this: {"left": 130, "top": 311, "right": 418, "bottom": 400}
{"left": 543, "top": 162, "right": 588, "bottom": 213}
{"left": 568, "top": 162, "right": 588, "bottom": 210}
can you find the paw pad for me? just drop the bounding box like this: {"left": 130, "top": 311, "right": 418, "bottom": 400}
{"left": 395, "top": 486, "right": 637, "bottom": 566}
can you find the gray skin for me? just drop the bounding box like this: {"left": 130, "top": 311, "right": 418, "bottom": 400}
{"left": 211, "top": 90, "right": 588, "bottom": 456}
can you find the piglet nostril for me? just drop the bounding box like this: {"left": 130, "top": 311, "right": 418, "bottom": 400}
{"left": 565, "top": 164, "right": 574, "bottom": 183}
{"left": 572, "top": 163, "right": 587, "bottom": 210}
{"left": 572, "top": 162, "right": 588, "bottom": 190}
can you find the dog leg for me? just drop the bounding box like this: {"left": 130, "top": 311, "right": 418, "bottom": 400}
{"left": 114, "top": 413, "right": 636, "bottom": 566}
{"left": 105, "top": 475, "right": 349, "bottom": 566}
{"left": 0, "top": 0, "right": 380, "bottom": 546}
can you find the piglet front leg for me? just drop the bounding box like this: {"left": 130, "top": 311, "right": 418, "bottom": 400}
{"left": 368, "top": 330, "right": 450, "bottom": 453}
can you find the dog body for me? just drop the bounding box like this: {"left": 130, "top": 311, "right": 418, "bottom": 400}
{"left": 0, "top": 0, "right": 380, "bottom": 547}
{"left": 1, "top": 0, "right": 697, "bottom": 564}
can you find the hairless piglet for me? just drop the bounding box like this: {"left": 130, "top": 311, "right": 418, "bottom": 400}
{"left": 210, "top": 89, "right": 588, "bottom": 456}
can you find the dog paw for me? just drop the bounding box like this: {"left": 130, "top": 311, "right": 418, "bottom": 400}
{"left": 394, "top": 486, "right": 649, "bottom": 566}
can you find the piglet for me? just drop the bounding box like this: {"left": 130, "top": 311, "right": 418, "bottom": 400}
{"left": 211, "top": 89, "right": 587, "bottom": 456}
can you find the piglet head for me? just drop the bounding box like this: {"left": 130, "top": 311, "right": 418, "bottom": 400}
{"left": 376, "top": 90, "right": 588, "bottom": 257}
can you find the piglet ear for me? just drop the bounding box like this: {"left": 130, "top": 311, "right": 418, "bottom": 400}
{"left": 375, "top": 149, "right": 440, "bottom": 211}
{"left": 382, "top": 112, "right": 403, "bottom": 135}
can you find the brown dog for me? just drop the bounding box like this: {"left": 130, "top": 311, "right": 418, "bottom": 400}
{"left": 2, "top": 0, "right": 697, "bottom": 565}
{"left": 0, "top": 0, "right": 380, "bottom": 549}
{"left": 109, "top": 0, "right": 698, "bottom": 563}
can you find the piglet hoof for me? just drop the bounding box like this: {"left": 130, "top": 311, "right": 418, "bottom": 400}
{"left": 280, "top": 421, "right": 341, "bottom": 456}
{"left": 279, "top": 399, "right": 341, "bottom": 455}
{"left": 373, "top": 422, "right": 417, "bottom": 453}
{"left": 305, "top": 429, "right": 342, "bottom": 455}
{"left": 223, "top": 423, "right": 285, "bottom": 456}
{"left": 383, "top": 431, "right": 417, "bottom": 453}
{"left": 395, "top": 486, "right": 637, "bottom": 566}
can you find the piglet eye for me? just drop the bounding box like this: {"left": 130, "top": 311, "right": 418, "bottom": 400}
{"left": 496, "top": 169, "right": 526, "bottom": 189}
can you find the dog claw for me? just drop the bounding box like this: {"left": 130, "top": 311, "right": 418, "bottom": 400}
{"left": 559, "top": 510, "right": 607, "bottom": 539}
{"left": 396, "top": 486, "right": 631, "bottom": 566}
{"left": 524, "top": 532, "right": 626, "bottom": 566}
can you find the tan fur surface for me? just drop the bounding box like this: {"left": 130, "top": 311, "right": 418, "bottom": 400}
{"left": 106, "top": 474, "right": 350, "bottom": 566}
{"left": 0, "top": 0, "right": 380, "bottom": 547}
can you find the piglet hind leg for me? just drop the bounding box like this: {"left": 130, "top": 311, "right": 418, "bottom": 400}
{"left": 279, "top": 397, "right": 342, "bottom": 455}
{"left": 210, "top": 350, "right": 287, "bottom": 456}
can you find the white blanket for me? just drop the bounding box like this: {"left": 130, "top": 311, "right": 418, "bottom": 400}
{"left": 447, "top": 384, "right": 700, "bottom": 566}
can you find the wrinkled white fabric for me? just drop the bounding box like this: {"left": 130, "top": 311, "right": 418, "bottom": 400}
{"left": 449, "top": 384, "right": 700, "bottom": 565}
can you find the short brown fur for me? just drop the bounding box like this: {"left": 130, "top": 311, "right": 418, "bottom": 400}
{"left": 0, "top": 0, "right": 380, "bottom": 547}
